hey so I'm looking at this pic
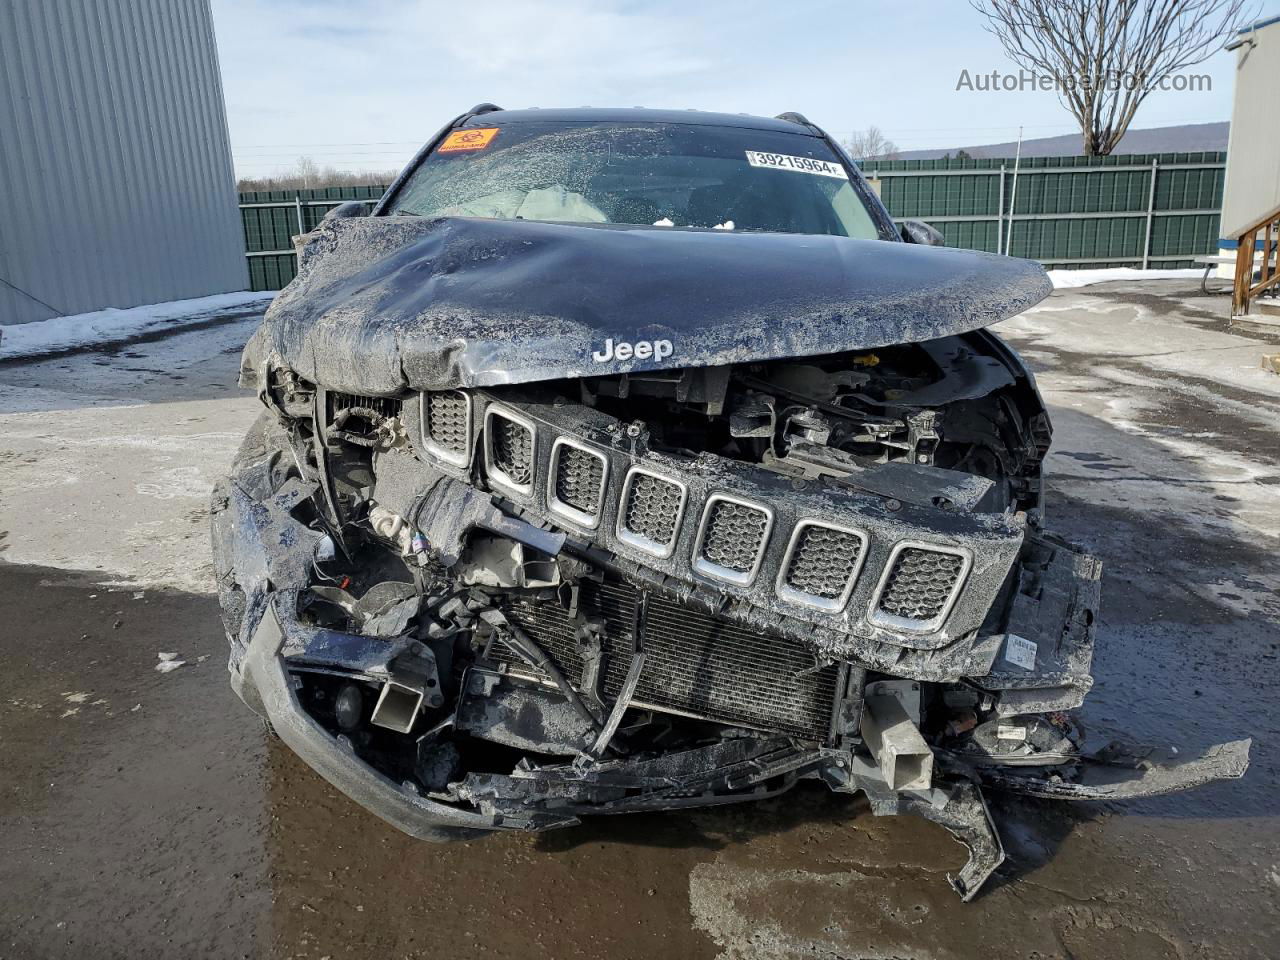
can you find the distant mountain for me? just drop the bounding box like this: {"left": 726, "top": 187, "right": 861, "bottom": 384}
{"left": 894, "top": 121, "right": 1229, "bottom": 160}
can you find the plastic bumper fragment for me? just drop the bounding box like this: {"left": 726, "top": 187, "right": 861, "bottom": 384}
{"left": 235, "top": 594, "right": 578, "bottom": 841}
{"left": 978, "top": 738, "right": 1251, "bottom": 800}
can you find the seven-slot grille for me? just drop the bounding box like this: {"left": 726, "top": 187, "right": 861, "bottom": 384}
{"left": 423, "top": 390, "right": 471, "bottom": 459}
{"left": 488, "top": 411, "right": 534, "bottom": 487}
{"left": 552, "top": 442, "right": 606, "bottom": 519}
{"left": 620, "top": 471, "right": 684, "bottom": 552}
{"left": 782, "top": 525, "right": 864, "bottom": 602}
{"left": 876, "top": 547, "right": 965, "bottom": 622}
{"left": 410, "top": 394, "right": 971, "bottom": 630}
{"left": 500, "top": 580, "right": 840, "bottom": 740}
{"left": 696, "top": 497, "right": 771, "bottom": 581}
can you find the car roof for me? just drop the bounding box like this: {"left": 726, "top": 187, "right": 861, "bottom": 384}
{"left": 457, "top": 106, "right": 819, "bottom": 135}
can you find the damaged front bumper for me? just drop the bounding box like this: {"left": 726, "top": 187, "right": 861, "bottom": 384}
{"left": 235, "top": 595, "right": 505, "bottom": 839}
{"left": 212, "top": 412, "right": 1250, "bottom": 901}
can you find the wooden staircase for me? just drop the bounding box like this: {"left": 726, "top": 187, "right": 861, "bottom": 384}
{"left": 1232, "top": 203, "right": 1280, "bottom": 322}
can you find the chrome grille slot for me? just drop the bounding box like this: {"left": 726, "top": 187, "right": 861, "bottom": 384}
{"left": 549, "top": 439, "right": 607, "bottom": 528}
{"left": 555, "top": 446, "right": 603, "bottom": 511}
{"left": 484, "top": 407, "right": 535, "bottom": 493}
{"left": 779, "top": 522, "right": 865, "bottom": 610}
{"left": 465, "top": 396, "right": 1019, "bottom": 646}
{"left": 875, "top": 546, "right": 967, "bottom": 626}
{"left": 617, "top": 468, "right": 686, "bottom": 557}
{"left": 421, "top": 390, "right": 471, "bottom": 464}
{"left": 702, "top": 501, "right": 769, "bottom": 572}
{"left": 493, "top": 419, "right": 532, "bottom": 483}
{"left": 694, "top": 495, "right": 772, "bottom": 585}
{"left": 500, "top": 581, "right": 839, "bottom": 740}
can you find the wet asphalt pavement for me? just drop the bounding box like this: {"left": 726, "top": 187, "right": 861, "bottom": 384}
{"left": 1, "top": 281, "right": 1278, "bottom": 959}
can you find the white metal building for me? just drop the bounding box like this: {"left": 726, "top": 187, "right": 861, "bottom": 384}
{"left": 1220, "top": 15, "right": 1280, "bottom": 247}
{"left": 0, "top": 0, "right": 247, "bottom": 325}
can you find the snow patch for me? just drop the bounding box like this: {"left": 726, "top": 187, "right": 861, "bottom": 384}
{"left": 1047, "top": 267, "right": 1204, "bottom": 289}
{"left": 0, "top": 291, "right": 275, "bottom": 359}
{"left": 689, "top": 860, "right": 910, "bottom": 959}
{"left": 155, "top": 652, "right": 186, "bottom": 673}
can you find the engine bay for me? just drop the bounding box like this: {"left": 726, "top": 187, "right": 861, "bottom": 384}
{"left": 211, "top": 330, "right": 1250, "bottom": 901}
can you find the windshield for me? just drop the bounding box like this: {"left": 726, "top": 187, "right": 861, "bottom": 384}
{"left": 383, "top": 121, "right": 886, "bottom": 239}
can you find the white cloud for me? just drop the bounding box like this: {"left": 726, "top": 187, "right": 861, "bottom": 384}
{"left": 214, "top": 0, "right": 745, "bottom": 177}
{"left": 212, "top": 0, "right": 1257, "bottom": 179}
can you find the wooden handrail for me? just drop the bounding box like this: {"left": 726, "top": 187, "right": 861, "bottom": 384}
{"left": 1233, "top": 202, "right": 1280, "bottom": 317}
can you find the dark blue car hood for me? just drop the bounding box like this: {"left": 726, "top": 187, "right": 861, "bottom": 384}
{"left": 262, "top": 216, "right": 1051, "bottom": 394}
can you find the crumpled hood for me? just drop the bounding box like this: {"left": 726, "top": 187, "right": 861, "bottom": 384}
{"left": 263, "top": 216, "right": 1052, "bottom": 393}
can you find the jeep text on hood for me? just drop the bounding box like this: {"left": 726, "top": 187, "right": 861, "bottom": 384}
{"left": 211, "top": 107, "right": 1249, "bottom": 900}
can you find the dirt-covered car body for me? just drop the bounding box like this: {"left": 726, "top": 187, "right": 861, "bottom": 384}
{"left": 212, "top": 106, "right": 1248, "bottom": 899}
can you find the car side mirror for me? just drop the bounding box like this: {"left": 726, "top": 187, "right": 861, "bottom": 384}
{"left": 323, "top": 201, "right": 371, "bottom": 221}
{"left": 899, "top": 219, "right": 945, "bottom": 246}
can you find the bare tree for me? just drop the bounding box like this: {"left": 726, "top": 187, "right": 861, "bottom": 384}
{"left": 295, "top": 155, "right": 320, "bottom": 189}
{"left": 236, "top": 161, "right": 401, "bottom": 194}
{"left": 972, "top": 0, "right": 1255, "bottom": 155}
{"left": 843, "top": 126, "right": 900, "bottom": 161}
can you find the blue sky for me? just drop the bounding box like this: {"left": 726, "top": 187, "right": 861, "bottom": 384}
{"left": 212, "top": 0, "right": 1280, "bottom": 178}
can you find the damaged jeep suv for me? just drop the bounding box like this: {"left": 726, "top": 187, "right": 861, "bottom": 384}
{"left": 212, "top": 105, "right": 1249, "bottom": 898}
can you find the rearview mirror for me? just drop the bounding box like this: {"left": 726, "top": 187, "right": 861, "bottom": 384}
{"left": 899, "top": 219, "right": 945, "bottom": 246}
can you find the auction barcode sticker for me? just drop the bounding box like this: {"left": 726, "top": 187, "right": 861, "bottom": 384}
{"left": 745, "top": 151, "right": 847, "bottom": 179}
{"left": 1003, "top": 634, "right": 1038, "bottom": 670}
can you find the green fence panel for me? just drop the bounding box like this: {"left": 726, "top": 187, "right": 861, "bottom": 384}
{"left": 1008, "top": 216, "right": 1146, "bottom": 262}
{"left": 1151, "top": 212, "right": 1221, "bottom": 259}
{"left": 936, "top": 220, "right": 1000, "bottom": 254}
{"left": 1156, "top": 165, "right": 1225, "bottom": 211}
{"left": 247, "top": 254, "right": 299, "bottom": 292}
{"left": 237, "top": 185, "right": 390, "bottom": 204}
{"left": 860, "top": 151, "right": 1224, "bottom": 268}
{"left": 241, "top": 185, "right": 391, "bottom": 291}
{"left": 239, "top": 156, "right": 1226, "bottom": 289}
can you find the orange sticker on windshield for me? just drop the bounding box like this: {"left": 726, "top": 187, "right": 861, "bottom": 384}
{"left": 438, "top": 128, "right": 499, "bottom": 152}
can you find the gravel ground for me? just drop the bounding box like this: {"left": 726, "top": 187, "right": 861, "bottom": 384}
{"left": 1, "top": 281, "right": 1277, "bottom": 959}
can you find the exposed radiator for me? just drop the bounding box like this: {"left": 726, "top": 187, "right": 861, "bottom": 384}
{"left": 326, "top": 391, "right": 400, "bottom": 422}
{"left": 501, "top": 581, "right": 840, "bottom": 741}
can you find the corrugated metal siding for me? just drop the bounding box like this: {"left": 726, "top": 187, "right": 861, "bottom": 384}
{"left": 0, "top": 0, "right": 247, "bottom": 324}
